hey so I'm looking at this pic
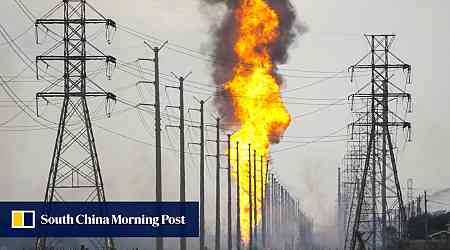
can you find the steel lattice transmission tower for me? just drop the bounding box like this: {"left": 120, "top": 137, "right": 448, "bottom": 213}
{"left": 342, "top": 111, "right": 370, "bottom": 250}
{"left": 348, "top": 34, "right": 412, "bottom": 250}
{"left": 34, "top": 0, "right": 117, "bottom": 249}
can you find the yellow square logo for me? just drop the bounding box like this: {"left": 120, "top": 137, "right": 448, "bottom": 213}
{"left": 11, "top": 210, "right": 35, "bottom": 229}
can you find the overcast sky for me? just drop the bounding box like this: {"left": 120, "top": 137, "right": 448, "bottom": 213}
{"left": 0, "top": 0, "right": 449, "bottom": 241}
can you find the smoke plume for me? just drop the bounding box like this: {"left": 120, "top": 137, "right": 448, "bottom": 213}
{"left": 200, "top": 0, "right": 305, "bottom": 127}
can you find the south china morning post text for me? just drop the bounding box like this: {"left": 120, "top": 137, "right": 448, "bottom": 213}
{"left": 40, "top": 213, "right": 187, "bottom": 228}
{"left": 0, "top": 202, "right": 199, "bottom": 237}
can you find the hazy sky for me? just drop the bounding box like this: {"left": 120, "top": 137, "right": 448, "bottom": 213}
{"left": 0, "top": 0, "right": 449, "bottom": 240}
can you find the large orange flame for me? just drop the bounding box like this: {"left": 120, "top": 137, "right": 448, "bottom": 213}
{"left": 226, "top": 0, "right": 291, "bottom": 243}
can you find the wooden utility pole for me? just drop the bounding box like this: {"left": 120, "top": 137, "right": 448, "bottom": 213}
{"left": 248, "top": 144, "right": 253, "bottom": 250}
{"left": 140, "top": 40, "right": 168, "bottom": 250}
{"left": 199, "top": 101, "right": 206, "bottom": 250}
{"left": 214, "top": 118, "right": 221, "bottom": 250}
{"left": 227, "top": 134, "right": 233, "bottom": 250}
{"left": 273, "top": 178, "right": 278, "bottom": 249}
{"left": 166, "top": 71, "right": 191, "bottom": 250}
{"left": 270, "top": 173, "right": 275, "bottom": 248}
{"left": 207, "top": 118, "right": 231, "bottom": 250}
{"left": 253, "top": 150, "right": 258, "bottom": 247}
{"left": 282, "top": 185, "right": 286, "bottom": 249}
{"left": 236, "top": 141, "right": 241, "bottom": 250}
{"left": 188, "top": 100, "right": 206, "bottom": 250}
{"left": 424, "top": 190, "right": 428, "bottom": 240}
{"left": 261, "top": 158, "right": 268, "bottom": 248}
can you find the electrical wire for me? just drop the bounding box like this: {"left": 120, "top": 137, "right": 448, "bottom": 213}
{"left": 270, "top": 124, "right": 348, "bottom": 154}
{"left": 3, "top": 2, "right": 390, "bottom": 162}
{"left": 115, "top": 23, "right": 369, "bottom": 94}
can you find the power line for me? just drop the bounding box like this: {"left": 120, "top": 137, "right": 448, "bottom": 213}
{"left": 292, "top": 98, "right": 348, "bottom": 119}
{"left": 270, "top": 124, "right": 348, "bottom": 154}
{"left": 0, "top": 23, "right": 33, "bottom": 47}
{"left": 0, "top": 8, "right": 359, "bottom": 163}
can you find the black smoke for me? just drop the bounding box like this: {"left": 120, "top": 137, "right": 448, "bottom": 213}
{"left": 200, "top": 0, "right": 305, "bottom": 127}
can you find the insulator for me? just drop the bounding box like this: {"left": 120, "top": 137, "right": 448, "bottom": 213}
{"left": 35, "top": 60, "right": 50, "bottom": 80}
{"left": 407, "top": 98, "right": 413, "bottom": 113}
{"left": 35, "top": 24, "right": 49, "bottom": 45}
{"left": 105, "top": 19, "right": 117, "bottom": 44}
{"left": 105, "top": 92, "right": 117, "bottom": 118}
{"left": 105, "top": 56, "right": 117, "bottom": 80}
{"left": 407, "top": 67, "right": 412, "bottom": 84}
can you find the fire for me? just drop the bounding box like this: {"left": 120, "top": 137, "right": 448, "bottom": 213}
{"left": 225, "top": 0, "right": 291, "bottom": 243}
